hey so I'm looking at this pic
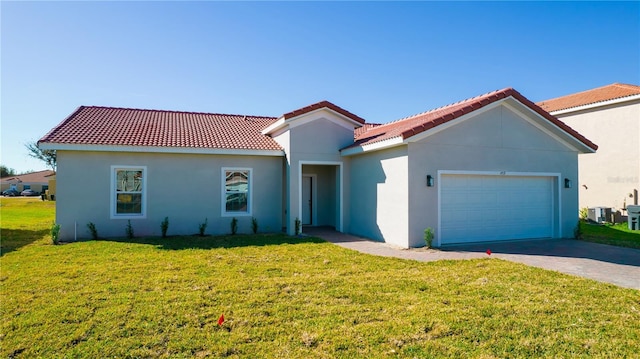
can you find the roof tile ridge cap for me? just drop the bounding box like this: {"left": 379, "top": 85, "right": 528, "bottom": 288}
{"left": 385, "top": 87, "right": 511, "bottom": 128}
{"left": 397, "top": 88, "right": 513, "bottom": 140}
{"left": 612, "top": 83, "right": 640, "bottom": 92}
{"left": 38, "top": 105, "right": 86, "bottom": 143}
{"left": 282, "top": 100, "right": 366, "bottom": 124}
{"left": 537, "top": 83, "right": 635, "bottom": 104}
{"left": 84, "top": 105, "right": 277, "bottom": 119}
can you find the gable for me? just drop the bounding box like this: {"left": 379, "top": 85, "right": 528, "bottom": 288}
{"left": 417, "top": 104, "right": 572, "bottom": 152}
{"left": 290, "top": 116, "right": 357, "bottom": 155}
{"left": 342, "top": 88, "right": 597, "bottom": 156}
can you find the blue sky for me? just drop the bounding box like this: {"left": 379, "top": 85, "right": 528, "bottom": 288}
{"left": 2, "top": 1, "right": 639, "bottom": 173}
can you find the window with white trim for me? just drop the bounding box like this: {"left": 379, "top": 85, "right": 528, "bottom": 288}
{"left": 222, "top": 168, "right": 252, "bottom": 216}
{"left": 111, "top": 166, "right": 146, "bottom": 218}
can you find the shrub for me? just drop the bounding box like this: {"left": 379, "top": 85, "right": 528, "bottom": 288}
{"left": 231, "top": 217, "right": 238, "bottom": 235}
{"left": 251, "top": 217, "right": 258, "bottom": 234}
{"left": 126, "top": 220, "right": 134, "bottom": 239}
{"left": 161, "top": 217, "right": 169, "bottom": 238}
{"left": 87, "top": 222, "right": 98, "bottom": 240}
{"left": 579, "top": 207, "right": 588, "bottom": 221}
{"left": 424, "top": 227, "right": 434, "bottom": 248}
{"left": 198, "top": 218, "right": 208, "bottom": 236}
{"left": 294, "top": 217, "right": 301, "bottom": 236}
{"left": 574, "top": 221, "right": 583, "bottom": 240}
{"left": 50, "top": 223, "right": 61, "bottom": 245}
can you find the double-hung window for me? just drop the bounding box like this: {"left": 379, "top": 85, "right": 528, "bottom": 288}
{"left": 222, "top": 168, "right": 252, "bottom": 216}
{"left": 111, "top": 166, "right": 146, "bottom": 218}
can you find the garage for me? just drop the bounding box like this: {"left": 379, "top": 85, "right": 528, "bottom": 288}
{"left": 439, "top": 173, "right": 556, "bottom": 245}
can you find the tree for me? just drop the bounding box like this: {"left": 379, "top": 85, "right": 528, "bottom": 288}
{"left": 25, "top": 141, "right": 56, "bottom": 171}
{"left": 0, "top": 165, "right": 16, "bottom": 178}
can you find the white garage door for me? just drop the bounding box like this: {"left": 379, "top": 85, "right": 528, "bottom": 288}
{"left": 440, "top": 174, "right": 554, "bottom": 245}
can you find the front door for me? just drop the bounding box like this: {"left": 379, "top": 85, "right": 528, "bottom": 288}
{"left": 302, "top": 175, "right": 312, "bottom": 225}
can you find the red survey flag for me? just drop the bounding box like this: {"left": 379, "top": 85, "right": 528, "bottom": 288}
{"left": 218, "top": 314, "right": 225, "bottom": 326}
{"left": 486, "top": 249, "right": 492, "bottom": 255}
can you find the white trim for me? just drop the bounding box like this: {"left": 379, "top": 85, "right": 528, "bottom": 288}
{"left": 221, "top": 167, "right": 253, "bottom": 217}
{"left": 549, "top": 94, "right": 640, "bottom": 116}
{"left": 261, "top": 118, "right": 286, "bottom": 135}
{"left": 297, "top": 161, "right": 343, "bottom": 232}
{"left": 301, "top": 174, "right": 318, "bottom": 225}
{"left": 110, "top": 165, "right": 147, "bottom": 219}
{"left": 501, "top": 100, "right": 595, "bottom": 153}
{"left": 340, "top": 137, "right": 405, "bottom": 156}
{"left": 436, "top": 170, "right": 561, "bottom": 247}
{"left": 38, "top": 143, "right": 284, "bottom": 157}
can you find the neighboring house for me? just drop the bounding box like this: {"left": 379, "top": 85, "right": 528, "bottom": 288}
{"left": 538, "top": 83, "right": 640, "bottom": 215}
{"left": 39, "top": 88, "right": 596, "bottom": 247}
{"left": 1, "top": 169, "right": 56, "bottom": 193}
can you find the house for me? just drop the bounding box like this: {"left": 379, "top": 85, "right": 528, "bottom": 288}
{"left": 38, "top": 88, "right": 596, "bottom": 247}
{"left": 1, "top": 169, "right": 56, "bottom": 194}
{"left": 538, "top": 83, "right": 640, "bottom": 215}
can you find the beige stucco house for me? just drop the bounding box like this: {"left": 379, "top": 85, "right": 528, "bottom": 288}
{"left": 538, "top": 83, "right": 640, "bottom": 215}
{"left": 39, "top": 88, "right": 596, "bottom": 247}
{"left": 1, "top": 169, "right": 55, "bottom": 194}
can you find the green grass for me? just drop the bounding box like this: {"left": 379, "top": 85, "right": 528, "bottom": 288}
{"left": 1, "top": 198, "right": 639, "bottom": 358}
{"left": 580, "top": 220, "right": 640, "bottom": 249}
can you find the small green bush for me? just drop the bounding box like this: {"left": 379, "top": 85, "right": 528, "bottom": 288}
{"left": 126, "top": 220, "right": 134, "bottom": 239}
{"left": 424, "top": 227, "right": 434, "bottom": 248}
{"left": 161, "top": 217, "right": 169, "bottom": 238}
{"left": 87, "top": 222, "right": 98, "bottom": 240}
{"left": 251, "top": 217, "right": 258, "bottom": 234}
{"left": 579, "top": 207, "right": 588, "bottom": 220}
{"left": 231, "top": 217, "right": 238, "bottom": 235}
{"left": 50, "top": 223, "right": 61, "bottom": 245}
{"left": 294, "top": 217, "right": 301, "bottom": 236}
{"left": 574, "top": 221, "right": 583, "bottom": 240}
{"left": 198, "top": 218, "right": 208, "bottom": 236}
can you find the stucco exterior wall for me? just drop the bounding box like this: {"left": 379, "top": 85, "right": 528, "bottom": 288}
{"left": 55, "top": 150, "right": 282, "bottom": 240}
{"left": 555, "top": 100, "right": 640, "bottom": 211}
{"left": 407, "top": 105, "right": 578, "bottom": 247}
{"left": 349, "top": 146, "right": 409, "bottom": 247}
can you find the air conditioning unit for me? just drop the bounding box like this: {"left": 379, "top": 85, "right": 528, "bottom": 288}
{"left": 587, "top": 207, "right": 611, "bottom": 223}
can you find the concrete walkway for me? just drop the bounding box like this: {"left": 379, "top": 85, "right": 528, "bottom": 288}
{"left": 303, "top": 227, "right": 640, "bottom": 290}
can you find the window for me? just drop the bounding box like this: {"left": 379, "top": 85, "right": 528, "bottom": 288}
{"left": 23, "top": 185, "right": 31, "bottom": 190}
{"left": 111, "top": 166, "right": 146, "bottom": 218}
{"left": 222, "top": 168, "right": 252, "bottom": 216}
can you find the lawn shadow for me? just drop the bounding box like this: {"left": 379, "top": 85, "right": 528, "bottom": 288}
{"left": 441, "top": 237, "right": 640, "bottom": 267}
{"left": 0, "top": 228, "right": 49, "bottom": 256}
{"left": 102, "top": 233, "right": 327, "bottom": 250}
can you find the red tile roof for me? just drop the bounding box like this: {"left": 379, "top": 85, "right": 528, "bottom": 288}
{"left": 282, "top": 100, "right": 366, "bottom": 124}
{"left": 537, "top": 83, "right": 640, "bottom": 112}
{"left": 1, "top": 170, "right": 55, "bottom": 183}
{"left": 39, "top": 106, "right": 283, "bottom": 151}
{"left": 350, "top": 87, "right": 598, "bottom": 151}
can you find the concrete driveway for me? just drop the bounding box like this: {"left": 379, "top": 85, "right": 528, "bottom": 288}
{"left": 304, "top": 227, "right": 640, "bottom": 290}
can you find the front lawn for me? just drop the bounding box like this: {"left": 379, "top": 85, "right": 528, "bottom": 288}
{"left": 579, "top": 220, "right": 640, "bottom": 249}
{"left": 1, "top": 198, "right": 639, "bottom": 357}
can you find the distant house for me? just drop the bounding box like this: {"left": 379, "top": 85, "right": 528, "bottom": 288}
{"left": 39, "top": 88, "right": 596, "bottom": 247}
{"left": 538, "top": 83, "right": 640, "bottom": 214}
{"left": 1, "top": 170, "right": 56, "bottom": 194}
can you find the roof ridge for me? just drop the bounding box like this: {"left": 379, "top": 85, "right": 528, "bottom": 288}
{"left": 81, "top": 105, "right": 278, "bottom": 119}
{"left": 371, "top": 87, "right": 513, "bottom": 130}
{"left": 539, "top": 83, "right": 640, "bottom": 104}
